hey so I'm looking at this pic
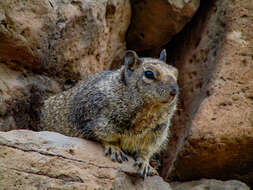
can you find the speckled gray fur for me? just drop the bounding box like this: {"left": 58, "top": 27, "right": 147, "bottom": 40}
{"left": 40, "top": 50, "right": 179, "bottom": 178}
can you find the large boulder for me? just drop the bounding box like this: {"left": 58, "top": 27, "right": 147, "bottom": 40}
{"left": 0, "top": 0, "right": 130, "bottom": 79}
{"left": 127, "top": 0, "right": 200, "bottom": 51}
{"left": 0, "top": 130, "right": 172, "bottom": 190}
{"left": 161, "top": 0, "right": 253, "bottom": 187}
{"left": 0, "top": 0, "right": 131, "bottom": 131}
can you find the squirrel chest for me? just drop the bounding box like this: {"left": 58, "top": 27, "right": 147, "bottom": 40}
{"left": 120, "top": 103, "right": 171, "bottom": 154}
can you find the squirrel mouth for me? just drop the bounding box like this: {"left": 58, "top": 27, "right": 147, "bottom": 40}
{"left": 161, "top": 96, "right": 177, "bottom": 104}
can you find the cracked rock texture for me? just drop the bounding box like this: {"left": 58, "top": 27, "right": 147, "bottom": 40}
{"left": 0, "top": 130, "right": 173, "bottom": 190}
{"left": 0, "top": 0, "right": 131, "bottom": 131}
{"left": 171, "top": 179, "right": 250, "bottom": 190}
{"left": 162, "top": 0, "right": 253, "bottom": 187}
{"left": 127, "top": 0, "right": 200, "bottom": 51}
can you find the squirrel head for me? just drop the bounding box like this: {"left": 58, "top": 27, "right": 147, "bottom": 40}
{"left": 123, "top": 50, "right": 179, "bottom": 105}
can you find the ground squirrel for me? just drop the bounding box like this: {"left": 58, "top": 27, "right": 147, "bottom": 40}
{"left": 40, "top": 50, "right": 179, "bottom": 178}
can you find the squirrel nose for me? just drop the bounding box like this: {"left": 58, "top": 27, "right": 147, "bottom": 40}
{"left": 170, "top": 84, "right": 178, "bottom": 96}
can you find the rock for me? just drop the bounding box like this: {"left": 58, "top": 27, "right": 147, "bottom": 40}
{"left": 171, "top": 179, "right": 250, "bottom": 190}
{"left": 0, "top": 130, "right": 173, "bottom": 190}
{"left": 127, "top": 0, "right": 200, "bottom": 51}
{"left": 113, "top": 174, "right": 172, "bottom": 190}
{"left": 0, "top": 64, "right": 61, "bottom": 131}
{"left": 161, "top": 0, "right": 253, "bottom": 187}
{"left": 0, "top": 0, "right": 130, "bottom": 79}
{"left": 0, "top": 0, "right": 131, "bottom": 131}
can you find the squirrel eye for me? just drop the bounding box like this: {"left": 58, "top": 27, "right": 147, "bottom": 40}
{"left": 144, "top": 70, "right": 155, "bottom": 80}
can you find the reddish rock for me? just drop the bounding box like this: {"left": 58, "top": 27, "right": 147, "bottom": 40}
{"left": 0, "top": 130, "right": 173, "bottom": 190}
{"left": 162, "top": 0, "right": 253, "bottom": 187}
{"left": 127, "top": 0, "right": 200, "bottom": 51}
{"left": 0, "top": 0, "right": 130, "bottom": 79}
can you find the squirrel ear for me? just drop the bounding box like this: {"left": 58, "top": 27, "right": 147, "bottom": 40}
{"left": 159, "top": 49, "right": 167, "bottom": 62}
{"left": 125, "top": 50, "right": 141, "bottom": 72}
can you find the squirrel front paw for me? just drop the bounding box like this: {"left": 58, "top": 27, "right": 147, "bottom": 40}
{"left": 104, "top": 144, "right": 128, "bottom": 163}
{"left": 134, "top": 157, "right": 158, "bottom": 178}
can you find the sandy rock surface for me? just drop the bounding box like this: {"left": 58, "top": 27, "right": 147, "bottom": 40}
{"left": 127, "top": 0, "right": 200, "bottom": 51}
{"left": 162, "top": 0, "right": 253, "bottom": 187}
{"left": 0, "top": 130, "right": 172, "bottom": 190}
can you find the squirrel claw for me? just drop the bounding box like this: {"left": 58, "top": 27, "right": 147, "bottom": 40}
{"left": 134, "top": 160, "right": 141, "bottom": 167}
{"left": 110, "top": 152, "right": 117, "bottom": 162}
{"left": 120, "top": 152, "right": 128, "bottom": 161}
{"left": 104, "top": 144, "right": 128, "bottom": 163}
{"left": 134, "top": 159, "right": 157, "bottom": 178}
{"left": 104, "top": 146, "right": 111, "bottom": 156}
